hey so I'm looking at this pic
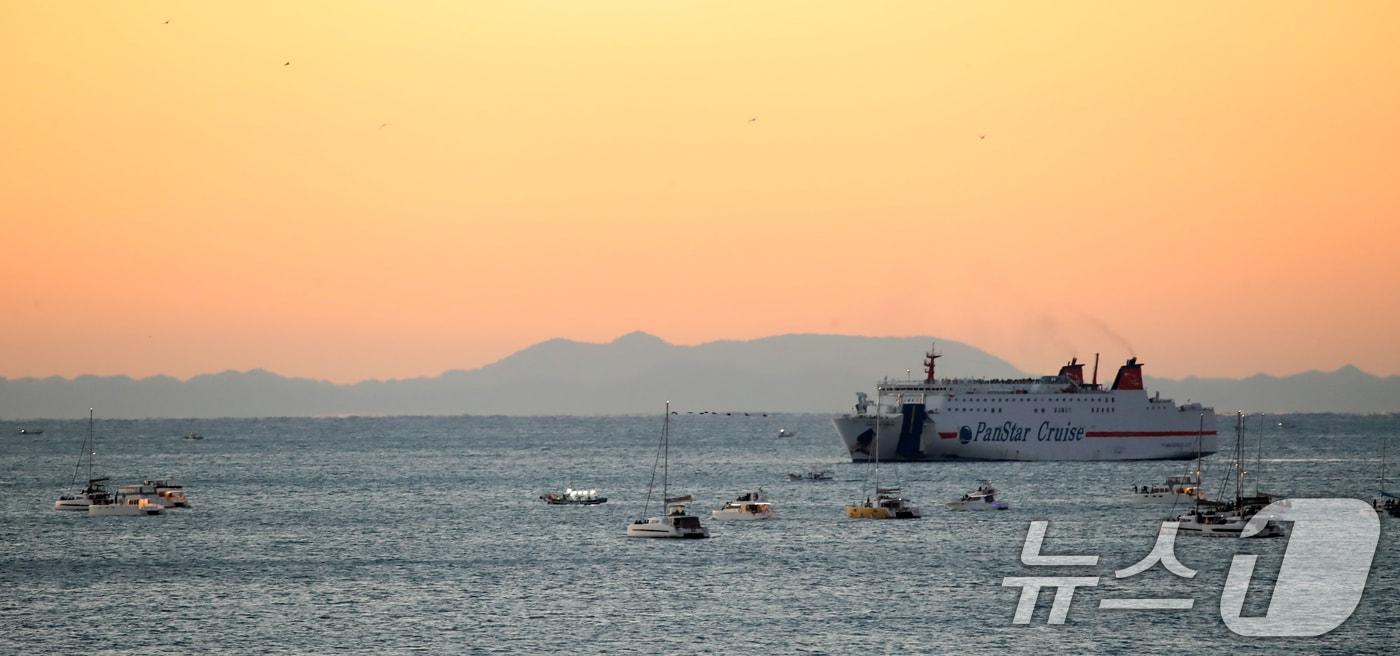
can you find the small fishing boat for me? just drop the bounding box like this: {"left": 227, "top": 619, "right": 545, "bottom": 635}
{"left": 777, "top": 428, "right": 798, "bottom": 438}
{"left": 1130, "top": 473, "right": 1204, "bottom": 504}
{"left": 712, "top": 490, "right": 775, "bottom": 521}
{"left": 17, "top": 428, "right": 43, "bottom": 435}
{"left": 183, "top": 432, "right": 204, "bottom": 440}
{"left": 626, "top": 403, "right": 709, "bottom": 539}
{"left": 946, "top": 482, "right": 1009, "bottom": 511}
{"left": 540, "top": 488, "right": 607, "bottom": 505}
{"left": 786, "top": 469, "right": 834, "bottom": 482}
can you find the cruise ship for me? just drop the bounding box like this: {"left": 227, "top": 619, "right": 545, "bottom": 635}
{"left": 832, "top": 345, "right": 1217, "bottom": 462}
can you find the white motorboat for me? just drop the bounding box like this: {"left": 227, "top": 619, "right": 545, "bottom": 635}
{"left": 88, "top": 493, "right": 164, "bottom": 516}
{"left": 786, "top": 469, "right": 834, "bottom": 481}
{"left": 627, "top": 403, "right": 709, "bottom": 539}
{"left": 712, "top": 490, "right": 776, "bottom": 520}
{"left": 946, "top": 482, "right": 1009, "bottom": 511}
{"left": 777, "top": 428, "right": 798, "bottom": 438}
{"left": 146, "top": 479, "right": 190, "bottom": 508}
{"left": 118, "top": 480, "right": 190, "bottom": 509}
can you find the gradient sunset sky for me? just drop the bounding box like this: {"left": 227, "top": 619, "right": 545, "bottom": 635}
{"left": 4, "top": 2, "right": 1398, "bottom": 382}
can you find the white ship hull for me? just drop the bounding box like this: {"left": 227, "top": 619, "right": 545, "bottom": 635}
{"left": 834, "top": 382, "right": 1217, "bottom": 462}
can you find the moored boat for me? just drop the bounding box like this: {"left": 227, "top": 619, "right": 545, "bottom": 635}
{"left": 712, "top": 490, "right": 775, "bottom": 521}
{"left": 1174, "top": 413, "right": 1284, "bottom": 538}
{"left": 1130, "top": 473, "right": 1204, "bottom": 503}
{"left": 54, "top": 477, "right": 110, "bottom": 511}
{"left": 847, "top": 487, "right": 922, "bottom": 519}
{"left": 54, "top": 409, "right": 104, "bottom": 512}
{"left": 88, "top": 493, "right": 164, "bottom": 516}
{"left": 541, "top": 488, "right": 607, "bottom": 505}
{"left": 626, "top": 403, "right": 709, "bottom": 539}
{"left": 946, "top": 482, "right": 1009, "bottom": 511}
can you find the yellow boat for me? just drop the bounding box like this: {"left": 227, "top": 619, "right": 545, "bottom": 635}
{"left": 846, "top": 487, "right": 921, "bottom": 519}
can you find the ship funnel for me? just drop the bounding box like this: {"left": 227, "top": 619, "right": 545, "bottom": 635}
{"left": 1110, "top": 357, "right": 1144, "bottom": 391}
{"left": 1057, "top": 358, "right": 1085, "bottom": 385}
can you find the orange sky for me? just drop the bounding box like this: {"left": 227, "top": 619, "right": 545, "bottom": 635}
{"left": 3, "top": 2, "right": 1399, "bottom": 382}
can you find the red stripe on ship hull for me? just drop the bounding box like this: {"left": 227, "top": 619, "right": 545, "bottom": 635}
{"left": 1085, "top": 430, "right": 1218, "bottom": 438}
{"left": 938, "top": 432, "right": 957, "bottom": 439}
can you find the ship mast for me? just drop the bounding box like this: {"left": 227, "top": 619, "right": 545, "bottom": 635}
{"left": 662, "top": 401, "right": 669, "bottom": 504}
{"left": 1234, "top": 412, "right": 1245, "bottom": 506}
{"left": 923, "top": 343, "right": 941, "bottom": 383}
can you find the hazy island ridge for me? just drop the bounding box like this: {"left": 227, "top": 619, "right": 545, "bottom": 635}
{"left": 2, "top": 332, "right": 1396, "bottom": 419}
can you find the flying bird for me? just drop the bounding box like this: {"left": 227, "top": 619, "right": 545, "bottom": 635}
{"left": 978, "top": 134, "right": 986, "bottom": 140}
{"left": 163, "top": 19, "right": 170, "bottom": 24}
{"left": 379, "top": 123, "right": 389, "bottom": 129}
{"left": 748, "top": 117, "right": 757, "bottom": 122}
{"left": 284, "top": 61, "right": 291, "bottom": 66}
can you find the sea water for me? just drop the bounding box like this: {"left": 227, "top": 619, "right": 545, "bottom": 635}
{"left": 2, "top": 413, "right": 1397, "bottom": 654}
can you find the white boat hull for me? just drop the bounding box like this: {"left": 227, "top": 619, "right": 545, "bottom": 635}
{"left": 946, "top": 500, "right": 1009, "bottom": 511}
{"left": 833, "top": 392, "right": 1218, "bottom": 463}
{"left": 89, "top": 500, "right": 163, "bottom": 516}
{"left": 1130, "top": 491, "right": 1202, "bottom": 504}
{"left": 54, "top": 498, "right": 91, "bottom": 511}
{"left": 1175, "top": 512, "right": 1284, "bottom": 538}
{"left": 626, "top": 515, "right": 709, "bottom": 539}
{"left": 711, "top": 509, "right": 775, "bottom": 521}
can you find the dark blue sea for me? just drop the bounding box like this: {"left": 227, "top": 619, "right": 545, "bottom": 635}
{"left": 2, "top": 413, "right": 1397, "bottom": 654}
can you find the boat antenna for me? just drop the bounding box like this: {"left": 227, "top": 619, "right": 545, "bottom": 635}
{"left": 1091, "top": 352, "right": 1100, "bottom": 387}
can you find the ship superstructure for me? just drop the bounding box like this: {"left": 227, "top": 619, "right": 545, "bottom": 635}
{"left": 832, "top": 345, "right": 1217, "bottom": 462}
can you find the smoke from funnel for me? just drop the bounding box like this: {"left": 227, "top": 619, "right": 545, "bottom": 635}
{"left": 1080, "top": 313, "right": 1135, "bottom": 357}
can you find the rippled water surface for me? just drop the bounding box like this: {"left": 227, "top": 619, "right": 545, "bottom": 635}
{"left": 2, "top": 413, "right": 1398, "bottom": 654}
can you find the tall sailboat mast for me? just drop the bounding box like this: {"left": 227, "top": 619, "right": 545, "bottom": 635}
{"left": 662, "top": 401, "right": 669, "bottom": 504}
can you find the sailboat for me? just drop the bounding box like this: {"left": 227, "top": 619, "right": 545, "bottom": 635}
{"left": 1375, "top": 432, "right": 1400, "bottom": 518}
{"left": 1174, "top": 412, "right": 1283, "bottom": 538}
{"left": 626, "top": 402, "right": 709, "bottom": 539}
{"left": 53, "top": 409, "right": 111, "bottom": 511}
{"left": 846, "top": 396, "right": 921, "bottom": 519}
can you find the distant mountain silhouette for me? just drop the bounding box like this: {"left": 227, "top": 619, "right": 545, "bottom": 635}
{"left": 1145, "top": 364, "right": 1400, "bottom": 414}
{"left": 0, "top": 333, "right": 1394, "bottom": 418}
